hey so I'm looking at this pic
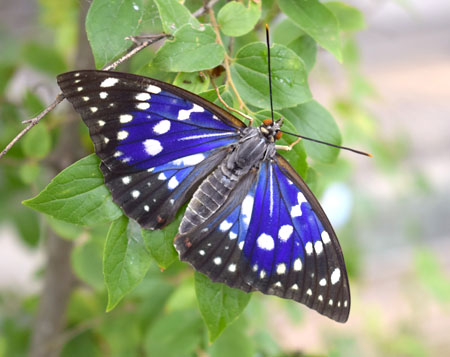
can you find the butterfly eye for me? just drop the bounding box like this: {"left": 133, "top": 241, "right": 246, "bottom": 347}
{"left": 263, "top": 118, "right": 272, "bottom": 126}
{"left": 275, "top": 131, "right": 283, "bottom": 140}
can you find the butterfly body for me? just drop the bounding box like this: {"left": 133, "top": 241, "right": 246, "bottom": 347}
{"left": 57, "top": 70, "right": 351, "bottom": 323}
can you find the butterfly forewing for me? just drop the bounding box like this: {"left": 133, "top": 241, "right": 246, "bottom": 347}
{"left": 57, "top": 70, "right": 244, "bottom": 229}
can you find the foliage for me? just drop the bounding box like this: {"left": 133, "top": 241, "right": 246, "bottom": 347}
{"left": 0, "top": 0, "right": 391, "bottom": 355}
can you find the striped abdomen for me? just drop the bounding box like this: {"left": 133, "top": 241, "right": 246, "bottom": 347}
{"left": 178, "top": 163, "right": 239, "bottom": 234}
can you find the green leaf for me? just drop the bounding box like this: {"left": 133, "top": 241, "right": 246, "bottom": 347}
{"left": 273, "top": 18, "right": 304, "bottom": 46}
{"left": 280, "top": 101, "right": 341, "bottom": 163}
{"left": 72, "top": 236, "right": 105, "bottom": 290}
{"left": 23, "top": 154, "right": 123, "bottom": 225}
{"left": 21, "top": 123, "right": 51, "bottom": 159}
{"left": 22, "top": 42, "right": 67, "bottom": 75}
{"left": 18, "top": 162, "right": 41, "bottom": 185}
{"left": 154, "top": 0, "right": 200, "bottom": 34}
{"left": 278, "top": 0, "right": 342, "bottom": 61}
{"left": 209, "top": 318, "right": 254, "bottom": 357}
{"left": 153, "top": 24, "right": 225, "bottom": 72}
{"left": 195, "top": 272, "right": 251, "bottom": 342}
{"left": 231, "top": 42, "right": 311, "bottom": 109}
{"left": 288, "top": 35, "right": 317, "bottom": 73}
{"left": 217, "top": 1, "right": 261, "bottom": 37}
{"left": 144, "top": 309, "right": 203, "bottom": 357}
{"left": 254, "top": 111, "right": 308, "bottom": 177}
{"left": 173, "top": 72, "right": 210, "bottom": 93}
{"left": 86, "top": 0, "right": 146, "bottom": 68}
{"left": 11, "top": 208, "right": 40, "bottom": 247}
{"left": 104, "top": 217, "right": 153, "bottom": 310}
{"left": 46, "top": 216, "right": 84, "bottom": 241}
{"left": 142, "top": 209, "right": 182, "bottom": 269}
{"left": 325, "top": 2, "right": 366, "bottom": 32}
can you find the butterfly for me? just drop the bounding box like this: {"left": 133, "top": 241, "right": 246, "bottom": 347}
{"left": 57, "top": 70, "right": 350, "bottom": 323}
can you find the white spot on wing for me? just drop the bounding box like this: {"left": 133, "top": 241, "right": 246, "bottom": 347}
{"left": 228, "top": 231, "right": 237, "bottom": 240}
{"left": 77, "top": 87, "right": 83, "bottom": 92}
{"left": 98, "top": 120, "right": 105, "bottom": 127}
{"left": 168, "top": 176, "right": 179, "bottom": 189}
{"left": 319, "top": 278, "right": 327, "bottom": 286}
{"left": 314, "top": 241, "right": 323, "bottom": 255}
{"left": 131, "top": 190, "right": 140, "bottom": 198}
{"left": 143, "top": 139, "right": 163, "bottom": 156}
{"left": 291, "top": 284, "right": 299, "bottom": 290}
{"left": 241, "top": 194, "right": 254, "bottom": 226}
{"left": 147, "top": 84, "right": 161, "bottom": 94}
{"left": 100, "top": 78, "right": 119, "bottom": 87}
{"left": 238, "top": 241, "right": 244, "bottom": 250}
{"left": 293, "top": 258, "right": 302, "bottom": 271}
{"left": 90, "top": 107, "right": 98, "bottom": 113}
{"left": 99, "top": 92, "right": 108, "bottom": 99}
{"left": 199, "top": 250, "right": 205, "bottom": 256}
{"left": 158, "top": 173, "right": 166, "bottom": 180}
{"left": 219, "top": 220, "right": 232, "bottom": 232}
{"left": 122, "top": 176, "right": 131, "bottom": 185}
{"left": 318, "top": 295, "right": 323, "bottom": 302}
{"left": 144, "top": 205, "right": 149, "bottom": 212}
{"left": 136, "top": 92, "right": 150, "bottom": 101}
{"left": 305, "top": 242, "right": 313, "bottom": 255}
{"left": 117, "top": 130, "right": 128, "bottom": 140}
{"left": 256, "top": 233, "right": 274, "bottom": 251}
{"left": 172, "top": 153, "right": 205, "bottom": 166}
{"left": 82, "top": 96, "right": 89, "bottom": 101}
{"left": 137, "top": 102, "right": 150, "bottom": 110}
{"left": 228, "top": 264, "right": 236, "bottom": 272}
{"left": 276, "top": 263, "right": 286, "bottom": 275}
{"left": 178, "top": 104, "right": 204, "bottom": 120}
{"left": 306, "top": 289, "right": 312, "bottom": 296}
{"left": 260, "top": 270, "right": 266, "bottom": 279}
{"left": 213, "top": 257, "right": 222, "bottom": 265}
{"left": 153, "top": 120, "right": 171, "bottom": 135}
{"left": 278, "top": 225, "right": 293, "bottom": 242}
{"left": 321, "top": 231, "right": 331, "bottom": 244}
{"left": 120, "top": 114, "right": 133, "bottom": 123}
{"left": 331, "top": 268, "right": 341, "bottom": 285}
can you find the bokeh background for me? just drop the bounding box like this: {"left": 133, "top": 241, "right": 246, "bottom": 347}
{"left": 0, "top": 0, "right": 449, "bottom": 356}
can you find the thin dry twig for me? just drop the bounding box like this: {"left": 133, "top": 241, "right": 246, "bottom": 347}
{"left": 0, "top": 35, "right": 166, "bottom": 160}
{"left": 0, "top": 0, "right": 220, "bottom": 161}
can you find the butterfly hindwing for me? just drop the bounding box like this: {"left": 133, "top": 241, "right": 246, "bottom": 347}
{"left": 175, "top": 156, "right": 350, "bottom": 323}
{"left": 57, "top": 70, "right": 245, "bottom": 229}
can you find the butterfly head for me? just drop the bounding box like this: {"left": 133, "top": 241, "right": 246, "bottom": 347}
{"left": 260, "top": 118, "right": 283, "bottom": 142}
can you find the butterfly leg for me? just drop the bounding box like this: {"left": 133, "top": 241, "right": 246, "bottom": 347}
{"left": 210, "top": 76, "right": 254, "bottom": 125}
{"left": 275, "top": 137, "right": 301, "bottom": 151}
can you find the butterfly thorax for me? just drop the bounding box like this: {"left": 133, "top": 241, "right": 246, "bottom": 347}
{"left": 178, "top": 126, "right": 275, "bottom": 234}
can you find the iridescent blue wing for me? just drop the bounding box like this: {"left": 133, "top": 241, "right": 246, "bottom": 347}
{"left": 175, "top": 155, "right": 350, "bottom": 322}
{"left": 57, "top": 70, "right": 244, "bottom": 229}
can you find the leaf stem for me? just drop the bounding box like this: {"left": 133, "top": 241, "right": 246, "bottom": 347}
{"left": 208, "top": 7, "right": 250, "bottom": 113}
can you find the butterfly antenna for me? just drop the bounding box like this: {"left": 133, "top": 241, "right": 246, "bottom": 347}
{"left": 266, "top": 24, "right": 275, "bottom": 125}
{"left": 280, "top": 130, "right": 372, "bottom": 157}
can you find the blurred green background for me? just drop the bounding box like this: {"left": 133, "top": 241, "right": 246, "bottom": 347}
{"left": 0, "top": 0, "right": 449, "bottom": 356}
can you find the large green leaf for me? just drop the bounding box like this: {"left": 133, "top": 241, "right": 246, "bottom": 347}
{"left": 217, "top": 1, "right": 261, "bottom": 37}
{"left": 325, "top": 2, "right": 366, "bottom": 32}
{"left": 154, "top": 0, "right": 200, "bottom": 34}
{"left": 280, "top": 101, "right": 341, "bottom": 163}
{"left": 86, "top": 0, "right": 146, "bottom": 68}
{"left": 209, "top": 318, "right": 254, "bottom": 357}
{"left": 278, "top": 0, "right": 342, "bottom": 61}
{"left": 153, "top": 24, "right": 225, "bottom": 72}
{"left": 230, "top": 42, "right": 311, "bottom": 109}
{"left": 23, "top": 154, "right": 122, "bottom": 225}
{"left": 288, "top": 35, "right": 317, "bottom": 73}
{"left": 144, "top": 309, "right": 203, "bottom": 357}
{"left": 195, "top": 272, "right": 251, "bottom": 342}
{"left": 104, "top": 217, "right": 153, "bottom": 310}
{"left": 142, "top": 209, "right": 183, "bottom": 269}
{"left": 21, "top": 123, "right": 51, "bottom": 159}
